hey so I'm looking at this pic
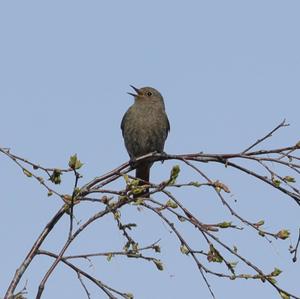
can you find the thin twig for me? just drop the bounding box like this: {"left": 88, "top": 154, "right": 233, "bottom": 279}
{"left": 241, "top": 119, "right": 288, "bottom": 154}
{"left": 290, "top": 228, "right": 300, "bottom": 262}
{"left": 37, "top": 250, "right": 118, "bottom": 299}
{"left": 4, "top": 206, "right": 66, "bottom": 299}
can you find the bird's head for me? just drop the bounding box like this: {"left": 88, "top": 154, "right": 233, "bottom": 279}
{"left": 128, "top": 85, "right": 164, "bottom": 104}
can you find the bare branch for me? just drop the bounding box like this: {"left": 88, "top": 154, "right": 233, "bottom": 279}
{"left": 241, "top": 119, "right": 288, "bottom": 154}
{"left": 2, "top": 120, "right": 300, "bottom": 299}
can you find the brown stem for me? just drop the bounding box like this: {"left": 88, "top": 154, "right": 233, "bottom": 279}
{"left": 4, "top": 206, "right": 66, "bottom": 299}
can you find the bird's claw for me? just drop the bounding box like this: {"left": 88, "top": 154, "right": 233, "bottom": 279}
{"left": 160, "top": 151, "right": 168, "bottom": 164}
{"left": 129, "top": 158, "right": 137, "bottom": 168}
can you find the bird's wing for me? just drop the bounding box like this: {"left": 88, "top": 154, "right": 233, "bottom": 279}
{"left": 166, "top": 114, "right": 170, "bottom": 135}
{"left": 120, "top": 110, "right": 128, "bottom": 137}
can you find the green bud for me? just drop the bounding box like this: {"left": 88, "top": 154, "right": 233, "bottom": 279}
{"left": 113, "top": 210, "right": 121, "bottom": 220}
{"left": 277, "top": 230, "right": 290, "bottom": 240}
{"left": 130, "top": 179, "right": 140, "bottom": 187}
{"left": 23, "top": 169, "right": 32, "bottom": 177}
{"left": 180, "top": 244, "right": 189, "bottom": 255}
{"left": 271, "top": 267, "right": 282, "bottom": 276}
{"left": 63, "top": 203, "right": 71, "bottom": 214}
{"left": 49, "top": 169, "right": 62, "bottom": 184}
{"left": 267, "top": 277, "right": 277, "bottom": 284}
{"left": 132, "top": 242, "right": 139, "bottom": 253}
{"left": 73, "top": 187, "right": 81, "bottom": 196}
{"left": 256, "top": 220, "right": 265, "bottom": 227}
{"left": 68, "top": 154, "right": 83, "bottom": 170}
{"left": 207, "top": 244, "right": 223, "bottom": 263}
{"left": 123, "top": 174, "right": 130, "bottom": 184}
{"left": 218, "top": 221, "right": 232, "bottom": 228}
{"left": 279, "top": 291, "right": 290, "bottom": 299}
{"left": 153, "top": 259, "right": 164, "bottom": 271}
{"left": 272, "top": 179, "right": 281, "bottom": 187}
{"left": 169, "top": 165, "right": 180, "bottom": 184}
{"left": 132, "top": 186, "right": 144, "bottom": 195}
{"left": 132, "top": 198, "right": 144, "bottom": 205}
{"left": 215, "top": 186, "right": 221, "bottom": 193}
{"left": 166, "top": 199, "right": 178, "bottom": 209}
{"left": 283, "top": 176, "right": 296, "bottom": 183}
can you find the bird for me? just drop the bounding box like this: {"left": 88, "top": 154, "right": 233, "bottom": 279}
{"left": 121, "top": 85, "right": 170, "bottom": 197}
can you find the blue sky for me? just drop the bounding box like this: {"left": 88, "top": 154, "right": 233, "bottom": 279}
{"left": 1, "top": 1, "right": 299, "bottom": 298}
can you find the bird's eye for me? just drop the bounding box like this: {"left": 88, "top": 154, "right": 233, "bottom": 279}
{"left": 146, "top": 91, "right": 152, "bottom": 97}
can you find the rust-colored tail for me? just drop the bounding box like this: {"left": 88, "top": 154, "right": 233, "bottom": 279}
{"left": 135, "top": 163, "right": 150, "bottom": 198}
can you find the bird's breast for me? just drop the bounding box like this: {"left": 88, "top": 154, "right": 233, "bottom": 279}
{"left": 123, "top": 104, "right": 168, "bottom": 158}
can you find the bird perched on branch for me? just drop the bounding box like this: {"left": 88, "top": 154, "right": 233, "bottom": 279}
{"left": 121, "top": 85, "right": 170, "bottom": 197}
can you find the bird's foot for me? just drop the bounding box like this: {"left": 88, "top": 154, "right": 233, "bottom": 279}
{"left": 129, "top": 158, "right": 137, "bottom": 168}
{"left": 160, "top": 151, "right": 168, "bottom": 164}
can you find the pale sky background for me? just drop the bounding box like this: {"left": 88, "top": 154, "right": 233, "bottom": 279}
{"left": 1, "top": 1, "right": 300, "bottom": 298}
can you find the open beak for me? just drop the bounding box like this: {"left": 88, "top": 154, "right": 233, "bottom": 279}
{"left": 127, "top": 85, "right": 141, "bottom": 97}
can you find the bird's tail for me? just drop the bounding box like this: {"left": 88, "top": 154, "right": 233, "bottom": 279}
{"left": 135, "top": 163, "right": 150, "bottom": 198}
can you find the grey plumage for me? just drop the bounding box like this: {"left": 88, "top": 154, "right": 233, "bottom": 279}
{"left": 121, "top": 86, "right": 170, "bottom": 196}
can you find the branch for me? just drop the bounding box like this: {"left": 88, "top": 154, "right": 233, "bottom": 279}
{"left": 2, "top": 120, "right": 300, "bottom": 299}
{"left": 4, "top": 206, "right": 66, "bottom": 299}
{"left": 241, "top": 119, "right": 288, "bottom": 154}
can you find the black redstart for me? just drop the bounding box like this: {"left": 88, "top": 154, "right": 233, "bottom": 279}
{"left": 121, "top": 85, "right": 170, "bottom": 196}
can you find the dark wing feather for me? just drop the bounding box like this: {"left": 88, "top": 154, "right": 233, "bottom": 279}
{"left": 120, "top": 110, "right": 128, "bottom": 137}
{"left": 166, "top": 114, "right": 170, "bottom": 136}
